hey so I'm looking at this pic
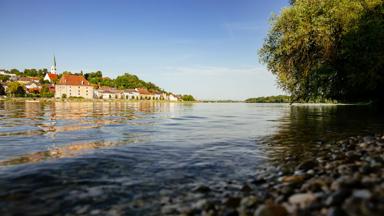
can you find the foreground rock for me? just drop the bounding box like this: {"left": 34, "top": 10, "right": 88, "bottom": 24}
{"left": 160, "top": 134, "right": 384, "bottom": 215}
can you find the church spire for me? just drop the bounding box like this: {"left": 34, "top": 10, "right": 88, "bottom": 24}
{"left": 51, "top": 55, "right": 57, "bottom": 74}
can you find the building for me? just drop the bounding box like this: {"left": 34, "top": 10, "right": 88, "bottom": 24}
{"left": 44, "top": 73, "right": 58, "bottom": 83}
{"left": 44, "top": 56, "right": 58, "bottom": 83}
{"left": 95, "top": 87, "right": 123, "bottom": 99}
{"left": 17, "top": 77, "right": 40, "bottom": 85}
{"left": 168, "top": 94, "right": 179, "bottom": 101}
{"left": 123, "top": 89, "right": 140, "bottom": 100}
{"left": 25, "top": 82, "right": 42, "bottom": 94}
{"left": 136, "top": 88, "right": 160, "bottom": 100}
{"left": 55, "top": 74, "right": 94, "bottom": 99}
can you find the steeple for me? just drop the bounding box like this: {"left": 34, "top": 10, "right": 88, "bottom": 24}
{"left": 51, "top": 55, "right": 57, "bottom": 74}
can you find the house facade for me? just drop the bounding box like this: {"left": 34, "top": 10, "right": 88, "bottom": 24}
{"left": 55, "top": 74, "right": 94, "bottom": 99}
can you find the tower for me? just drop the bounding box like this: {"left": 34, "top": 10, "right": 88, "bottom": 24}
{"left": 50, "top": 55, "right": 57, "bottom": 74}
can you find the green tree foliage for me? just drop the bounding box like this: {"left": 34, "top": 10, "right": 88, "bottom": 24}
{"left": 0, "top": 74, "right": 10, "bottom": 82}
{"left": 7, "top": 82, "right": 26, "bottom": 97}
{"left": 245, "top": 95, "right": 291, "bottom": 103}
{"left": 114, "top": 73, "right": 162, "bottom": 92}
{"left": 40, "top": 85, "right": 54, "bottom": 97}
{"left": 0, "top": 84, "right": 5, "bottom": 95}
{"left": 9, "top": 69, "right": 21, "bottom": 75}
{"left": 85, "top": 71, "right": 103, "bottom": 85}
{"left": 23, "top": 68, "right": 48, "bottom": 78}
{"left": 259, "top": 0, "right": 384, "bottom": 103}
{"left": 181, "top": 95, "right": 196, "bottom": 101}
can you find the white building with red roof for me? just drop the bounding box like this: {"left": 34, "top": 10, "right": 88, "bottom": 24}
{"left": 55, "top": 74, "right": 94, "bottom": 99}
{"left": 44, "top": 56, "right": 59, "bottom": 83}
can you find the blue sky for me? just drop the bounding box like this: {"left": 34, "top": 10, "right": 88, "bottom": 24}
{"left": 0, "top": 0, "right": 289, "bottom": 100}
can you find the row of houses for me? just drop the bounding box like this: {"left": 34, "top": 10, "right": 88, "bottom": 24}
{"left": 1, "top": 68, "right": 180, "bottom": 101}
{"left": 54, "top": 74, "right": 180, "bottom": 101}
{"left": 0, "top": 69, "right": 57, "bottom": 94}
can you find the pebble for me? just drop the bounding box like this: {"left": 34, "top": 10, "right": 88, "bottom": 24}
{"left": 352, "top": 189, "right": 371, "bottom": 199}
{"left": 327, "top": 207, "right": 347, "bottom": 216}
{"left": 151, "top": 134, "right": 384, "bottom": 216}
{"left": 280, "top": 175, "right": 304, "bottom": 184}
{"left": 193, "top": 185, "right": 211, "bottom": 193}
{"left": 223, "top": 196, "right": 241, "bottom": 208}
{"left": 240, "top": 195, "right": 258, "bottom": 208}
{"left": 325, "top": 190, "right": 351, "bottom": 206}
{"left": 254, "top": 204, "right": 288, "bottom": 216}
{"left": 297, "top": 160, "right": 318, "bottom": 171}
{"left": 288, "top": 193, "right": 316, "bottom": 208}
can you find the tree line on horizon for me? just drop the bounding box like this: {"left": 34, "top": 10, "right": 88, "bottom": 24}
{"left": 259, "top": 0, "right": 383, "bottom": 104}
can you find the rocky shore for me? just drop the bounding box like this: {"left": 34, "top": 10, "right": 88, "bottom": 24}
{"left": 160, "top": 134, "right": 384, "bottom": 216}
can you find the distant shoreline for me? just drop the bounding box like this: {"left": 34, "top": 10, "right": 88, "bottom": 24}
{"left": 0, "top": 97, "right": 374, "bottom": 106}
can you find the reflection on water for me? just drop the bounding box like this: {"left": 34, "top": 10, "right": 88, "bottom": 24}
{"left": 0, "top": 101, "right": 383, "bottom": 215}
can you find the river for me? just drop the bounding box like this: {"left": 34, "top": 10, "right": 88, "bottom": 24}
{"left": 0, "top": 101, "right": 383, "bottom": 215}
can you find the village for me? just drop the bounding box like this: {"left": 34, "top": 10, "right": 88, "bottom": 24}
{"left": 0, "top": 58, "right": 183, "bottom": 101}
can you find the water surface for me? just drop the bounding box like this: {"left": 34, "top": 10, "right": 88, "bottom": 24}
{"left": 0, "top": 101, "right": 383, "bottom": 215}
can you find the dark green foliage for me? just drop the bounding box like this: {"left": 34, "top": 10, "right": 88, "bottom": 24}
{"left": 0, "top": 84, "right": 5, "bottom": 95}
{"left": 40, "top": 85, "right": 53, "bottom": 98}
{"left": 181, "top": 95, "right": 196, "bottom": 101}
{"left": 22, "top": 68, "right": 48, "bottom": 78}
{"left": 245, "top": 95, "right": 290, "bottom": 103}
{"left": 0, "top": 75, "right": 10, "bottom": 82}
{"left": 114, "top": 73, "right": 162, "bottom": 92}
{"left": 7, "top": 82, "right": 26, "bottom": 97}
{"left": 84, "top": 71, "right": 103, "bottom": 85}
{"left": 259, "top": 0, "right": 384, "bottom": 103}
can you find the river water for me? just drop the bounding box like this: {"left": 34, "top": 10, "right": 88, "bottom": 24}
{"left": 0, "top": 101, "right": 383, "bottom": 215}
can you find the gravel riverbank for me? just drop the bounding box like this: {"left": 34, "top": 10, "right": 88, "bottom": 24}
{"left": 160, "top": 134, "right": 384, "bottom": 216}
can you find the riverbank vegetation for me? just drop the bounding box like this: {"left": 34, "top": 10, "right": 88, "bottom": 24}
{"left": 245, "top": 95, "right": 290, "bottom": 103}
{"left": 245, "top": 95, "right": 339, "bottom": 104}
{"left": 259, "top": 0, "right": 384, "bottom": 104}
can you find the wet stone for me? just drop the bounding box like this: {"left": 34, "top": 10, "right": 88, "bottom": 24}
{"left": 241, "top": 184, "right": 252, "bottom": 193}
{"left": 254, "top": 204, "right": 288, "bottom": 216}
{"left": 352, "top": 189, "right": 371, "bottom": 199}
{"left": 325, "top": 190, "right": 351, "bottom": 206}
{"left": 327, "top": 207, "right": 347, "bottom": 216}
{"left": 240, "top": 195, "right": 258, "bottom": 208}
{"left": 193, "top": 185, "right": 211, "bottom": 194}
{"left": 297, "top": 160, "right": 318, "bottom": 171}
{"left": 223, "top": 196, "right": 241, "bottom": 208}
{"left": 280, "top": 175, "right": 305, "bottom": 184}
{"left": 288, "top": 193, "right": 316, "bottom": 208}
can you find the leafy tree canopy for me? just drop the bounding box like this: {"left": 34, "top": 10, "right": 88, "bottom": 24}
{"left": 7, "top": 82, "right": 26, "bottom": 97}
{"left": 259, "top": 0, "right": 384, "bottom": 103}
{"left": 0, "top": 84, "right": 5, "bottom": 96}
{"left": 181, "top": 95, "right": 196, "bottom": 101}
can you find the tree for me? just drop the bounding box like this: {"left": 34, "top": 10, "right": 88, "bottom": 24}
{"left": 9, "top": 69, "right": 21, "bottom": 75}
{"left": 259, "top": 0, "right": 384, "bottom": 103}
{"left": 85, "top": 71, "right": 103, "bottom": 85}
{"left": 0, "top": 84, "right": 5, "bottom": 95}
{"left": 181, "top": 95, "right": 196, "bottom": 101}
{"left": 40, "top": 85, "right": 53, "bottom": 97}
{"left": 0, "top": 74, "right": 10, "bottom": 82}
{"left": 7, "top": 82, "right": 26, "bottom": 97}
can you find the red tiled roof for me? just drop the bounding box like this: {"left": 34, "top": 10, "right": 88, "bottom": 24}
{"left": 137, "top": 88, "right": 151, "bottom": 95}
{"left": 47, "top": 73, "right": 58, "bottom": 80}
{"left": 58, "top": 74, "right": 90, "bottom": 86}
{"left": 18, "top": 77, "right": 40, "bottom": 82}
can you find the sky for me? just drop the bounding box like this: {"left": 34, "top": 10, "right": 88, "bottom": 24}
{"left": 0, "top": 0, "right": 289, "bottom": 100}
